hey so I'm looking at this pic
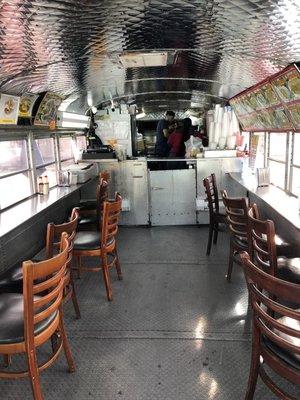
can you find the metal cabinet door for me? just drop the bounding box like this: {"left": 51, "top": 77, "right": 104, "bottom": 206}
{"left": 150, "top": 169, "right": 196, "bottom": 225}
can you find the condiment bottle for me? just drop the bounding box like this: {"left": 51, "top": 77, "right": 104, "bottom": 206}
{"left": 38, "top": 177, "right": 44, "bottom": 194}
{"left": 43, "top": 175, "right": 49, "bottom": 195}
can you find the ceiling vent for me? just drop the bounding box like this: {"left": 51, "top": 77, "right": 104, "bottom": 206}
{"left": 119, "top": 52, "right": 169, "bottom": 68}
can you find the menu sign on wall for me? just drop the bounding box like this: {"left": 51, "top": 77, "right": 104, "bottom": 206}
{"left": 229, "top": 63, "right": 300, "bottom": 131}
{"left": 34, "top": 92, "right": 63, "bottom": 127}
{"left": 0, "top": 94, "right": 20, "bottom": 124}
{"left": 18, "top": 93, "right": 39, "bottom": 118}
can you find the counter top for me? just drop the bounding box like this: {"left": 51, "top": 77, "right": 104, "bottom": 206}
{"left": 0, "top": 184, "right": 85, "bottom": 237}
{"left": 229, "top": 172, "right": 300, "bottom": 230}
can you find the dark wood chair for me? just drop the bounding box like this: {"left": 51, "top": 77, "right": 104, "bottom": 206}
{"left": 248, "top": 204, "right": 300, "bottom": 284}
{"left": 0, "top": 208, "right": 81, "bottom": 319}
{"left": 222, "top": 189, "right": 249, "bottom": 281}
{"left": 203, "top": 173, "right": 227, "bottom": 255}
{"left": 73, "top": 193, "right": 122, "bottom": 301}
{"left": 0, "top": 233, "right": 75, "bottom": 400}
{"left": 77, "top": 178, "right": 108, "bottom": 231}
{"left": 79, "top": 171, "right": 110, "bottom": 211}
{"left": 241, "top": 252, "right": 300, "bottom": 400}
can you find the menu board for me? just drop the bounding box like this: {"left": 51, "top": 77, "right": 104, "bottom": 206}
{"left": 229, "top": 64, "right": 300, "bottom": 131}
{"left": 34, "top": 92, "right": 63, "bottom": 127}
{"left": 0, "top": 94, "right": 20, "bottom": 124}
{"left": 18, "top": 93, "right": 39, "bottom": 118}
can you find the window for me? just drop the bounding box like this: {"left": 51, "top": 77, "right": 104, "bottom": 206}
{"left": 291, "top": 133, "right": 300, "bottom": 195}
{"left": 293, "top": 133, "right": 300, "bottom": 166}
{"left": 76, "top": 135, "right": 86, "bottom": 151}
{"left": 0, "top": 130, "right": 82, "bottom": 210}
{"left": 35, "top": 138, "right": 57, "bottom": 188}
{"left": 269, "top": 132, "right": 287, "bottom": 162}
{"left": 59, "top": 136, "right": 74, "bottom": 161}
{"left": 267, "top": 132, "right": 287, "bottom": 190}
{"left": 0, "top": 140, "right": 33, "bottom": 208}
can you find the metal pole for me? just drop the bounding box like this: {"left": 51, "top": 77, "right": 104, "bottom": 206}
{"left": 27, "top": 131, "right": 37, "bottom": 194}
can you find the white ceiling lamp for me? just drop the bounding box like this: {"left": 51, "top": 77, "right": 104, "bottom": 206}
{"left": 119, "top": 52, "right": 168, "bottom": 68}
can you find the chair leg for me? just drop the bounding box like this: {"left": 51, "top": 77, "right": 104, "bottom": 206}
{"left": 245, "top": 325, "right": 260, "bottom": 400}
{"left": 59, "top": 309, "right": 75, "bottom": 373}
{"left": 226, "top": 241, "right": 234, "bottom": 282}
{"left": 213, "top": 222, "right": 219, "bottom": 244}
{"left": 76, "top": 256, "right": 82, "bottom": 279}
{"left": 114, "top": 245, "right": 122, "bottom": 280}
{"left": 3, "top": 354, "right": 11, "bottom": 367}
{"left": 70, "top": 273, "right": 81, "bottom": 319}
{"left": 206, "top": 222, "right": 214, "bottom": 256}
{"left": 101, "top": 253, "right": 113, "bottom": 301}
{"left": 26, "top": 346, "right": 43, "bottom": 400}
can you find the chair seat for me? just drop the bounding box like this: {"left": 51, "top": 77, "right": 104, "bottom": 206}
{"left": 277, "top": 257, "right": 300, "bottom": 284}
{"left": 0, "top": 264, "right": 23, "bottom": 293}
{"left": 74, "top": 231, "right": 114, "bottom": 251}
{"left": 79, "top": 200, "right": 97, "bottom": 211}
{"left": 263, "top": 312, "right": 300, "bottom": 370}
{"left": 0, "top": 252, "right": 47, "bottom": 293}
{"left": 0, "top": 293, "right": 57, "bottom": 344}
{"left": 78, "top": 215, "right": 98, "bottom": 226}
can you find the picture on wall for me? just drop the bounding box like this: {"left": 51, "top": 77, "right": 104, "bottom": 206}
{"left": 0, "top": 94, "right": 20, "bottom": 124}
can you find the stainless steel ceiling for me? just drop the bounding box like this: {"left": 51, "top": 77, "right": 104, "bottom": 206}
{"left": 0, "top": 0, "right": 299, "bottom": 114}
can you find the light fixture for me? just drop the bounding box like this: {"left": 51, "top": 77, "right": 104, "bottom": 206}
{"left": 136, "top": 112, "right": 146, "bottom": 119}
{"left": 119, "top": 52, "right": 168, "bottom": 68}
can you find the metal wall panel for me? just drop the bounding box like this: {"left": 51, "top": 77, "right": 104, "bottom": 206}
{"left": 95, "top": 160, "right": 149, "bottom": 225}
{"left": 150, "top": 169, "right": 196, "bottom": 225}
{"left": 0, "top": 1, "right": 298, "bottom": 114}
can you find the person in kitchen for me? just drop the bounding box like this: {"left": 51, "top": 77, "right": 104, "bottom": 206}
{"left": 154, "top": 110, "right": 175, "bottom": 157}
{"left": 167, "top": 121, "right": 185, "bottom": 157}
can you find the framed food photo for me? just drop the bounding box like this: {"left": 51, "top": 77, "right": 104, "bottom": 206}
{"left": 34, "top": 92, "right": 63, "bottom": 127}
{"left": 0, "top": 94, "right": 20, "bottom": 124}
{"left": 18, "top": 93, "right": 39, "bottom": 118}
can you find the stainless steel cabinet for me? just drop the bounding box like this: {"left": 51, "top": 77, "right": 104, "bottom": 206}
{"left": 150, "top": 169, "right": 196, "bottom": 225}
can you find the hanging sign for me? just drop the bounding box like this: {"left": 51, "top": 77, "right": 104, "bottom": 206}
{"left": 0, "top": 94, "right": 20, "bottom": 124}
{"left": 34, "top": 92, "right": 63, "bottom": 127}
{"left": 18, "top": 93, "right": 39, "bottom": 118}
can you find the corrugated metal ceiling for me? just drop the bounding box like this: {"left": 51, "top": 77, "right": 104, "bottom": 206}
{"left": 0, "top": 0, "right": 299, "bottom": 114}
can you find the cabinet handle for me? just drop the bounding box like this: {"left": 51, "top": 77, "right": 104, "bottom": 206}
{"left": 132, "top": 175, "right": 143, "bottom": 178}
{"left": 152, "top": 187, "right": 164, "bottom": 190}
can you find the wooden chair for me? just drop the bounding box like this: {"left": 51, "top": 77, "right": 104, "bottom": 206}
{"left": 241, "top": 252, "right": 300, "bottom": 400}
{"left": 248, "top": 204, "right": 300, "bottom": 284}
{"left": 222, "top": 190, "right": 249, "bottom": 281}
{"left": 0, "top": 209, "right": 81, "bottom": 319}
{"left": 79, "top": 171, "right": 110, "bottom": 211}
{"left": 73, "top": 193, "right": 122, "bottom": 301}
{"left": 203, "top": 173, "right": 227, "bottom": 255}
{"left": 77, "top": 179, "right": 108, "bottom": 231}
{"left": 0, "top": 233, "right": 75, "bottom": 400}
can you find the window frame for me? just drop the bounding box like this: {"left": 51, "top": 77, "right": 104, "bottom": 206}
{"left": 0, "top": 128, "right": 85, "bottom": 211}
{"left": 249, "top": 130, "right": 300, "bottom": 196}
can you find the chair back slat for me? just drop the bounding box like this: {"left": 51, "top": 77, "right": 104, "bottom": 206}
{"left": 241, "top": 252, "right": 300, "bottom": 357}
{"left": 96, "top": 179, "right": 109, "bottom": 229}
{"left": 203, "top": 173, "right": 220, "bottom": 215}
{"left": 222, "top": 190, "right": 249, "bottom": 240}
{"left": 248, "top": 204, "right": 277, "bottom": 275}
{"left": 101, "top": 193, "right": 122, "bottom": 247}
{"left": 46, "top": 208, "right": 79, "bottom": 258}
{"left": 23, "top": 233, "right": 70, "bottom": 332}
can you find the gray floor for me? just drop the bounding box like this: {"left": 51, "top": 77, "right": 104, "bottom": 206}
{"left": 1, "top": 227, "right": 299, "bottom": 399}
